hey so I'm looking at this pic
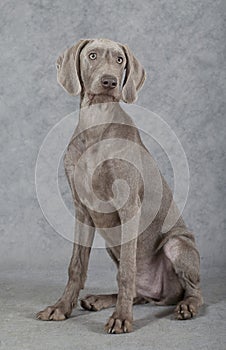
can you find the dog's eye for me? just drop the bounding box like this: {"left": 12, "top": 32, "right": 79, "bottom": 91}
{"left": 89, "top": 53, "right": 97, "bottom": 60}
{"left": 117, "top": 57, "right": 123, "bottom": 64}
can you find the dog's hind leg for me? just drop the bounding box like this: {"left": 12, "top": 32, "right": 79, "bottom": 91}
{"left": 80, "top": 294, "right": 147, "bottom": 311}
{"left": 163, "top": 231, "right": 203, "bottom": 320}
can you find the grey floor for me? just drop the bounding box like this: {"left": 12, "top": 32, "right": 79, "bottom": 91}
{"left": 0, "top": 267, "right": 225, "bottom": 350}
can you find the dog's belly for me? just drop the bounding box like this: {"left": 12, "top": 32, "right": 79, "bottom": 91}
{"left": 136, "top": 252, "right": 183, "bottom": 303}
{"left": 105, "top": 242, "right": 183, "bottom": 304}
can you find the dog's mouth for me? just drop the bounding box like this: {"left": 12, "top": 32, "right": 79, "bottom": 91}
{"left": 87, "top": 92, "right": 120, "bottom": 103}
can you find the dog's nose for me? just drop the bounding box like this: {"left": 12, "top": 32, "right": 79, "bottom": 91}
{"left": 101, "top": 75, "right": 117, "bottom": 89}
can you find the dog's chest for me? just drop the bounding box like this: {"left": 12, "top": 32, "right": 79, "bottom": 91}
{"left": 69, "top": 132, "right": 115, "bottom": 212}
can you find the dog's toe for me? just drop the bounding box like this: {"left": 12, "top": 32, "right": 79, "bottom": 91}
{"left": 36, "top": 306, "right": 67, "bottom": 321}
{"left": 36, "top": 301, "right": 72, "bottom": 321}
{"left": 80, "top": 295, "right": 100, "bottom": 311}
{"left": 80, "top": 294, "right": 117, "bottom": 311}
{"left": 105, "top": 313, "right": 133, "bottom": 334}
{"left": 174, "top": 297, "right": 200, "bottom": 320}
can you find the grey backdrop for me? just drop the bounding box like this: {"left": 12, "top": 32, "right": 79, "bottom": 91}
{"left": 1, "top": 0, "right": 225, "bottom": 277}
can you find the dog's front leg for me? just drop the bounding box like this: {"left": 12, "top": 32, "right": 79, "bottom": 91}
{"left": 105, "top": 204, "right": 139, "bottom": 334}
{"left": 37, "top": 209, "right": 95, "bottom": 321}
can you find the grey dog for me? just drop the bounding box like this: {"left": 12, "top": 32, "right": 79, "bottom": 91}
{"left": 37, "top": 38, "right": 203, "bottom": 334}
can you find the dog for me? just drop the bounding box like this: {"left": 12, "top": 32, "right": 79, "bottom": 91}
{"left": 37, "top": 38, "right": 203, "bottom": 334}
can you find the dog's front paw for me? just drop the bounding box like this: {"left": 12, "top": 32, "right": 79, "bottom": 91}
{"left": 105, "top": 312, "right": 133, "bottom": 334}
{"left": 36, "top": 301, "right": 72, "bottom": 321}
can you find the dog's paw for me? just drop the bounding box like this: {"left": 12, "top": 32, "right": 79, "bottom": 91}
{"left": 105, "top": 312, "right": 133, "bottom": 334}
{"left": 80, "top": 295, "right": 102, "bottom": 311}
{"left": 174, "top": 297, "right": 200, "bottom": 320}
{"left": 80, "top": 294, "right": 117, "bottom": 311}
{"left": 36, "top": 301, "right": 72, "bottom": 321}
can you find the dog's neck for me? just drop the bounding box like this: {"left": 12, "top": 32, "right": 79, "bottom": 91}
{"left": 77, "top": 90, "right": 137, "bottom": 136}
{"left": 78, "top": 97, "right": 120, "bottom": 131}
{"left": 80, "top": 91, "right": 121, "bottom": 109}
{"left": 77, "top": 92, "right": 132, "bottom": 136}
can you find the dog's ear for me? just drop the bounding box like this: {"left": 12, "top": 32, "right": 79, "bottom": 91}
{"left": 121, "top": 45, "right": 146, "bottom": 103}
{"left": 56, "top": 39, "right": 90, "bottom": 96}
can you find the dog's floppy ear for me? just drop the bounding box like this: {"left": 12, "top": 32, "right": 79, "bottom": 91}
{"left": 121, "top": 45, "right": 146, "bottom": 103}
{"left": 56, "top": 39, "right": 90, "bottom": 96}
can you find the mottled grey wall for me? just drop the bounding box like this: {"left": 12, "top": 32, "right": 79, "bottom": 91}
{"left": 1, "top": 0, "right": 225, "bottom": 274}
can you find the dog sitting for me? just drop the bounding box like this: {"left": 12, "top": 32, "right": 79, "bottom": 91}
{"left": 37, "top": 38, "right": 203, "bottom": 334}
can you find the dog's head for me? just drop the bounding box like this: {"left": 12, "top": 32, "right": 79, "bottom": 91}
{"left": 56, "top": 38, "right": 146, "bottom": 103}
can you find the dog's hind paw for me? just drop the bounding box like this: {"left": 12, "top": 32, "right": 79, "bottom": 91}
{"left": 174, "top": 296, "right": 202, "bottom": 320}
{"left": 80, "top": 293, "right": 117, "bottom": 311}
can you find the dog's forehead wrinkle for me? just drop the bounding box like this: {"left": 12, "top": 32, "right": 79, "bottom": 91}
{"left": 84, "top": 39, "right": 124, "bottom": 57}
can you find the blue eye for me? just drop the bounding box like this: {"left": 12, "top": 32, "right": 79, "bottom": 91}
{"left": 117, "top": 57, "right": 123, "bottom": 64}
